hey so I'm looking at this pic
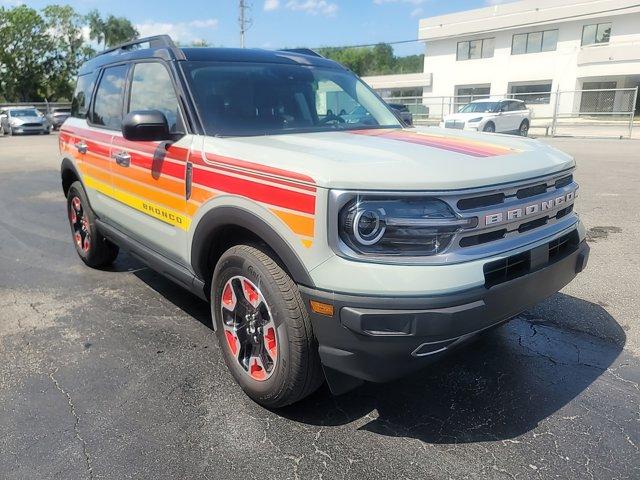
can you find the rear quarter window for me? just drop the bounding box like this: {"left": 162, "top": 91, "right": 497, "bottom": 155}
{"left": 71, "top": 71, "right": 98, "bottom": 119}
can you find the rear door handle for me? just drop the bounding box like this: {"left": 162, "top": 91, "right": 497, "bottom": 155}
{"left": 113, "top": 151, "right": 131, "bottom": 167}
{"left": 74, "top": 141, "right": 87, "bottom": 154}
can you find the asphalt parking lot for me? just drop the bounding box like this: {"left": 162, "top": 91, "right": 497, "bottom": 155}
{"left": 0, "top": 133, "right": 638, "bottom": 480}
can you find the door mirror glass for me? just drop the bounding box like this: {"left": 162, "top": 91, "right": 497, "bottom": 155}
{"left": 122, "top": 110, "right": 171, "bottom": 141}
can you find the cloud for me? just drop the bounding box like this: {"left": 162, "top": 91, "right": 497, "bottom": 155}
{"left": 373, "top": 0, "right": 431, "bottom": 4}
{"left": 410, "top": 7, "right": 424, "bottom": 17}
{"left": 285, "top": 0, "right": 338, "bottom": 16}
{"left": 135, "top": 18, "right": 218, "bottom": 43}
{"left": 264, "top": 0, "right": 280, "bottom": 11}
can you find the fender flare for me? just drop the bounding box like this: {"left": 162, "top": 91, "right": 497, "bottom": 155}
{"left": 190, "top": 206, "right": 315, "bottom": 288}
{"left": 60, "top": 157, "right": 83, "bottom": 196}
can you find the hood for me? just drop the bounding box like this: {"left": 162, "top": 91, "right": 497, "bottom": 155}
{"left": 202, "top": 127, "right": 574, "bottom": 191}
{"left": 443, "top": 112, "right": 493, "bottom": 122}
{"left": 11, "top": 116, "right": 44, "bottom": 125}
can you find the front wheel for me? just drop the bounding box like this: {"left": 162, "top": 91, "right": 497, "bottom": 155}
{"left": 483, "top": 122, "right": 495, "bottom": 133}
{"left": 66, "top": 181, "right": 119, "bottom": 268}
{"left": 212, "top": 245, "right": 323, "bottom": 408}
{"left": 519, "top": 120, "right": 529, "bottom": 137}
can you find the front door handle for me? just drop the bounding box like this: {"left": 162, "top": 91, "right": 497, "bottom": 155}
{"left": 113, "top": 151, "right": 131, "bottom": 167}
{"left": 74, "top": 141, "right": 87, "bottom": 154}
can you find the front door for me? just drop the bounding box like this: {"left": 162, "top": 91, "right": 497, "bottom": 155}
{"left": 106, "top": 61, "right": 192, "bottom": 266}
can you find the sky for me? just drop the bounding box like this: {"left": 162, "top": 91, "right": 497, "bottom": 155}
{"left": 4, "top": 0, "right": 510, "bottom": 56}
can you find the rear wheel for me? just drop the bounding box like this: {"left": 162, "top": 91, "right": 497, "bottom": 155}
{"left": 212, "top": 245, "right": 323, "bottom": 407}
{"left": 66, "top": 181, "right": 119, "bottom": 268}
{"left": 483, "top": 122, "right": 495, "bottom": 133}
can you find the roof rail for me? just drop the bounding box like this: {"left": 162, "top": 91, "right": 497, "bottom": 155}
{"left": 97, "top": 35, "right": 184, "bottom": 60}
{"left": 279, "top": 48, "right": 324, "bottom": 58}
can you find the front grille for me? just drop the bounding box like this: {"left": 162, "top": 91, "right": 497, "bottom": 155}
{"left": 483, "top": 230, "right": 579, "bottom": 287}
{"left": 21, "top": 123, "right": 42, "bottom": 127}
{"left": 456, "top": 172, "right": 578, "bottom": 248}
{"left": 457, "top": 193, "right": 505, "bottom": 211}
{"left": 548, "top": 230, "right": 579, "bottom": 262}
{"left": 516, "top": 183, "right": 547, "bottom": 199}
{"left": 484, "top": 251, "right": 531, "bottom": 288}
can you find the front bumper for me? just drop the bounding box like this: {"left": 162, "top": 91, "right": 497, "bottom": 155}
{"left": 11, "top": 125, "right": 47, "bottom": 134}
{"left": 301, "top": 235, "right": 589, "bottom": 391}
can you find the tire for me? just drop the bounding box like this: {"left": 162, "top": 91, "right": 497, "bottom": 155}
{"left": 483, "top": 122, "right": 495, "bottom": 133}
{"left": 519, "top": 120, "right": 529, "bottom": 137}
{"left": 66, "top": 181, "right": 119, "bottom": 268}
{"left": 212, "top": 244, "right": 323, "bottom": 408}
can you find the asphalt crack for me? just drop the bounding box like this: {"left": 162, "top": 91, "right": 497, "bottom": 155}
{"left": 49, "top": 370, "right": 94, "bottom": 480}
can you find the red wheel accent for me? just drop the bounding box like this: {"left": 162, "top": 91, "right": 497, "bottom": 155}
{"left": 74, "top": 232, "right": 82, "bottom": 248}
{"left": 69, "top": 207, "right": 77, "bottom": 224}
{"left": 249, "top": 358, "right": 266, "bottom": 381}
{"left": 72, "top": 197, "right": 81, "bottom": 211}
{"left": 83, "top": 237, "right": 91, "bottom": 253}
{"left": 242, "top": 279, "right": 260, "bottom": 307}
{"left": 264, "top": 326, "right": 277, "bottom": 359}
{"left": 222, "top": 282, "right": 236, "bottom": 309}
{"left": 225, "top": 330, "right": 239, "bottom": 356}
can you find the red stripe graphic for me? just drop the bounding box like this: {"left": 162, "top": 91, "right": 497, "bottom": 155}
{"left": 349, "top": 129, "right": 514, "bottom": 157}
{"left": 193, "top": 168, "right": 315, "bottom": 215}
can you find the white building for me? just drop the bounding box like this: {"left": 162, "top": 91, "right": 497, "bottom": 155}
{"left": 365, "top": 0, "right": 640, "bottom": 122}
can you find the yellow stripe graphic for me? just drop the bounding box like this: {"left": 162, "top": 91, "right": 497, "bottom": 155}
{"left": 84, "top": 174, "right": 191, "bottom": 230}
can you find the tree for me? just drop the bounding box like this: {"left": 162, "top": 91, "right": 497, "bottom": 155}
{"left": 86, "top": 10, "right": 138, "bottom": 49}
{"left": 316, "top": 43, "right": 424, "bottom": 77}
{"left": 103, "top": 15, "right": 138, "bottom": 48}
{"left": 42, "top": 5, "right": 95, "bottom": 101}
{"left": 0, "top": 5, "right": 53, "bottom": 102}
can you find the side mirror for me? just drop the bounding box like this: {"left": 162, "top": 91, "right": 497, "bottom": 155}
{"left": 122, "top": 110, "right": 171, "bottom": 142}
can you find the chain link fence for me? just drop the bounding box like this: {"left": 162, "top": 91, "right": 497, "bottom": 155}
{"left": 383, "top": 87, "right": 639, "bottom": 138}
{"left": 0, "top": 101, "right": 72, "bottom": 114}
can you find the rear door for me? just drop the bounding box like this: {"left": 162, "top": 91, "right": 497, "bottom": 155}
{"left": 107, "top": 61, "right": 191, "bottom": 265}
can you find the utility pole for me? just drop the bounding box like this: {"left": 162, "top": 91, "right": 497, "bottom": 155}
{"left": 239, "top": 0, "right": 252, "bottom": 48}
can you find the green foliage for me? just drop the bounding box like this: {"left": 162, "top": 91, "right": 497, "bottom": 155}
{"left": 0, "top": 5, "right": 53, "bottom": 102}
{"left": 86, "top": 9, "right": 139, "bottom": 49}
{"left": 316, "top": 44, "right": 424, "bottom": 77}
{"left": 0, "top": 5, "right": 136, "bottom": 102}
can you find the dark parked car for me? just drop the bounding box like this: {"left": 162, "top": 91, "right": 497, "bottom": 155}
{"left": 387, "top": 103, "right": 413, "bottom": 126}
{"left": 46, "top": 107, "right": 71, "bottom": 130}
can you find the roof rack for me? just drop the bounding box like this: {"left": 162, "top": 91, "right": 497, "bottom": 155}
{"left": 97, "top": 35, "right": 185, "bottom": 60}
{"left": 278, "top": 48, "right": 324, "bottom": 58}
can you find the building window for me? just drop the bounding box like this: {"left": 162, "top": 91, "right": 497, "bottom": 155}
{"left": 511, "top": 29, "right": 558, "bottom": 54}
{"left": 509, "top": 82, "right": 552, "bottom": 104}
{"left": 455, "top": 85, "right": 491, "bottom": 110}
{"left": 581, "top": 23, "right": 611, "bottom": 46}
{"left": 456, "top": 38, "right": 495, "bottom": 60}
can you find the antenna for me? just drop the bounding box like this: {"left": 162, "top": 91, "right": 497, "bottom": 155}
{"left": 239, "top": 0, "right": 253, "bottom": 48}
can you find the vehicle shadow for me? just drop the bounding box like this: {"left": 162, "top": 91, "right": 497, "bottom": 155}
{"left": 123, "top": 257, "right": 624, "bottom": 444}
{"left": 278, "top": 294, "right": 625, "bottom": 444}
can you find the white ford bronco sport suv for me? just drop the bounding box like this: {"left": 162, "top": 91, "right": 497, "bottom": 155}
{"left": 59, "top": 36, "right": 589, "bottom": 407}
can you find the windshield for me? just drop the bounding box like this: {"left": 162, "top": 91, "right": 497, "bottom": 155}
{"left": 183, "top": 62, "right": 401, "bottom": 136}
{"left": 459, "top": 102, "right": 500, "bottom": 113}
{"left": 10, "top": 109, "right": 40, "bottom": 117}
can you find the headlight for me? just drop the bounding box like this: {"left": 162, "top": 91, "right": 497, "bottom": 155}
{"left": 468, "top": 117, "right": 483, "bottom": 123}
{"left": 338, "top": 196, "right": 476, "bottom": 257}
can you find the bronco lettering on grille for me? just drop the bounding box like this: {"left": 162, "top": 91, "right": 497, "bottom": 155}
{"left": 484, "top": 190, "right": 576, "bottom": 227}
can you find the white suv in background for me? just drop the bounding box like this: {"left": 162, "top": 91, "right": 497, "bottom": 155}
{"left": 441, "top": 98, "right": 531, "bottom": 136}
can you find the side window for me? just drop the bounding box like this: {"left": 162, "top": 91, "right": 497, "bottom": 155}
{"left": 71, "top": 71, "right": 98, "bottom": 119}
{"left": 92, "top": 65, "right": 128, "bottom": 130}
{"left": 129, "top": 62, "right": 181, "bottom": 132}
